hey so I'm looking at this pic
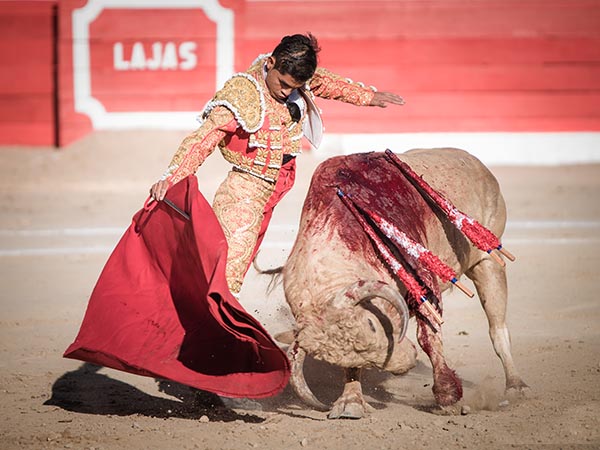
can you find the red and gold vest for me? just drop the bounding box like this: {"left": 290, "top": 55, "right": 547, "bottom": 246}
{"left": 200, "top": 56, "right": 308, "bottom": 183}
{"left": 193, "top": 55, "right": 376, "bottom": 183}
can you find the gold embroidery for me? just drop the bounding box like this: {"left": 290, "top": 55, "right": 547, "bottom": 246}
{"left": 270, "top": 132, "right": 282, "bottom": 148}
{"left": 166, "top": 106, "right": 235, "bottom": 184}
{"left": 212, "top": 170, "right": 275, "bottom": 293}
{"left": 255, "top": 147, "right": 269, "bottom": 167}
{"left": 164, "top": 56, "right": 375, "bottom": 187}
{"left": 310, "top": 67, "right": 376, "bottom": 106}
{"left": 263, "top": 166, "right": 280, "bottom": 182}
{"left": 254, "top": 129, "right": 270, "bottom": 146}
{"left": 270, "top": 148, "right": 283, "bottom": 165}
{"left": 216, "top": 56, "right": 304, "bottom": 182}
{"left": 205, "top": 74, "right": 265, "bottom": 133}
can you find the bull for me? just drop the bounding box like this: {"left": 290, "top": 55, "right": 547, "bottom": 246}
{"left": 280, "top": 148, "right": 528, "bottom": 419}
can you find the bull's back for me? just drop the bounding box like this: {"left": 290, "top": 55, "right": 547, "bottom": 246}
{"left": 400, "top": 148, "right": 506, "bottom": 238}
{"left": 298, "top": 148, "right": 504, "bottom": 238}
{"left": 284, "top": 148, "right": 506, "bottom": 307}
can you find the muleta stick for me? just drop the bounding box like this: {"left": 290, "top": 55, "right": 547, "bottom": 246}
{"left": 337, "top": 188, "right": 443, "bottom": 329}
{"left": 384, "top": 149, "right": 515, "bottom": 266}
{"left": 357, "top": 204, "right": 475, "bottom": 298}
{"left": 146, "top": 197, "right": 191, "bottom": 221}
{"left": 163, "top": 198, "right": 190, "bottom": 221}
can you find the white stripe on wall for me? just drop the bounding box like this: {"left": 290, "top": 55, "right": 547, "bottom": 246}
{"left": 319, "top": 132, "right": 600, "bottom": 166}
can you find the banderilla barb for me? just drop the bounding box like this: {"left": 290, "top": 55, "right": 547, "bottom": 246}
{"left": 384, "top": 149, "right": 515, "bottom": 266}
{"left": 337, "top": 188, "right": 443, "bottom": 330}
{"left": 357, "top": 204, "right": 474, "bottom": 298}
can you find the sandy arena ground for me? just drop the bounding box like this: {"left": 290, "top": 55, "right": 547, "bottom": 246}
{"left": 0, "top": 130, "right": 599, "bottom": 450}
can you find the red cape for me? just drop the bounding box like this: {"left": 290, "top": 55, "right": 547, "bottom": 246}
{"left": 64, "top": 175, "right": 290, "bottom": 398}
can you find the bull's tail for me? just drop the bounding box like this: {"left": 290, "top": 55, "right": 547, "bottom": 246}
{"left": 251, "top": 252, "right": 283, "bottom": 294}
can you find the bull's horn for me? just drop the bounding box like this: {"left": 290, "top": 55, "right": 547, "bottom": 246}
{"left": 287, "top": 341, "right": 329, "bottom": 411}
{"left": 331, "top": 280, "right": 410, "bottom": 343}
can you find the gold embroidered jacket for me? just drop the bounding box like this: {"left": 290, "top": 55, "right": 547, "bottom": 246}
{"left": 163, "top": 55, "right": 377, "bottom": 185}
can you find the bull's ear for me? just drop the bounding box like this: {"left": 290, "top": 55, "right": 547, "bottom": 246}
{"left": 274, "top": 330, "right": 295, "bottom": 345}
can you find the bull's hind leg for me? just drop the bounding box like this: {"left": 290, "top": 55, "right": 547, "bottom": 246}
{"left": 466, "top": 258, "right": 528, "bottom": 395}
{"left": 417, "top": 318, "right": 463, "bottom": 405}
{"left": 328, "top": 368, "right": 374, "bottom": 419}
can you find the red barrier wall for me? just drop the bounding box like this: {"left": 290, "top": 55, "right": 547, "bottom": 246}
{"left": 0, "top": 1, "right": 57, "bottom": 146}
{"left": 1, "top": 0, "right": 599, "bottom": 147}
{"left": 56, "top": 0, "right": 90, "bottom": 147}
{"left": 235, "top": 0, "right": 600, "bottom": 133}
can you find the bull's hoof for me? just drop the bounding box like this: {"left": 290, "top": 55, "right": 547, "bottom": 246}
{"left": 433, "top": 379, "right": 463, "bottom": 406}
{"left": 327, "top": 381, "right": 374, "bottom": 420}
{"left": 432, "top": 366, "right": 463, "bottom": 406}
{"left": 328, "top": 399, "right": 374, "bottom": 420}
{"left": 433, "top": 391, "right": 461, "bottom": 407}
{"left": 505, "top": 379, "right": 530, "bottom": 400}
{"left": 428, "top": 404, "right": 462, "bottom": 416}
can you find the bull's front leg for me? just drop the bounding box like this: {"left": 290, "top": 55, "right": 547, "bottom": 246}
{"left": 416, "top": 318, "right": 463, "bottom": 406}
{"left": 328, "top": 368, "right": 374, "bottom": 419}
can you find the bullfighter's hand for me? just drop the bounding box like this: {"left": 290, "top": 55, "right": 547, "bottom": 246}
{"left": 369, "top": 91, "right": 405, "bottom": 108}
{"left": 150, "top": 179, "right": 169, "bottom": 201}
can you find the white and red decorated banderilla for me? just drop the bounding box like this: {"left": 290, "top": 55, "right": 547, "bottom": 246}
{"left": 336, "top": 188, "right": 443, "bottom": 329}
{"left": 384, "top": 149, "right": 515, "bottom": 267}
{"left": 358, "top": 204, "right": 475, "bottom": 298}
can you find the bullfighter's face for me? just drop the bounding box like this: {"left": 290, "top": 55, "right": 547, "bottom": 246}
{"left": 264, "top": 56, "right": 305, "bottom": 103}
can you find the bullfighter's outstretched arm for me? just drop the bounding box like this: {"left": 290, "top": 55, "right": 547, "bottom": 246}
{"left": 150, "top": 106, "right": 237, "bottom": 200}
{"left": 308, "top": 67, "right": 404, "bottom": 108}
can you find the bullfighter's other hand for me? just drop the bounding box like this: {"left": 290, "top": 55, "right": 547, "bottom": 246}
{"left": 369, "top": 91, "right": 405, "bottom": 108}
{"left": 150, "top": 179, "right": 169, "bottom": 201}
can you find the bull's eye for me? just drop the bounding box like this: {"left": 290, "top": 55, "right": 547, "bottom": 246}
{"left": 367, "top": 318, "right": 376, "bottom": 333}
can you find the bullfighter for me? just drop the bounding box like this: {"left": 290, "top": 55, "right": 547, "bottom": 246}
{"left": 150, "top": 33, "right": 405, "bottom": 296}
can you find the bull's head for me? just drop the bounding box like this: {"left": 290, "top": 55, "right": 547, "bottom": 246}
{"left": 289, "top": 280, "right": 416, "bottom": 410}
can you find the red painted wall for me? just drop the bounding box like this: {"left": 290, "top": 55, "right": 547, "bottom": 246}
{"left": 57, "top": 0, "right": 90, "bottom": 147}
{"left": 0, "top": 1, "right": 57, "bottom": 146}
{"left": 234, "top": 0, "right": 600, "bottom": 133}
{"left": 56, "top": 0, "right": 244, "bottom": 146}
{"left": 1, "top": 0, "right": 599, "bottom": 147}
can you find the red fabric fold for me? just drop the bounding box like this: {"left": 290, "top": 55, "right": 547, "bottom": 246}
{"left": 64, "top": 175, "right": 290, "bottom": 398}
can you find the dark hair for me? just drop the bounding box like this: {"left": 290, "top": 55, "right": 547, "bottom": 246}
{"left": 271, "top": 33, "right": 320, "bottom": 83}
